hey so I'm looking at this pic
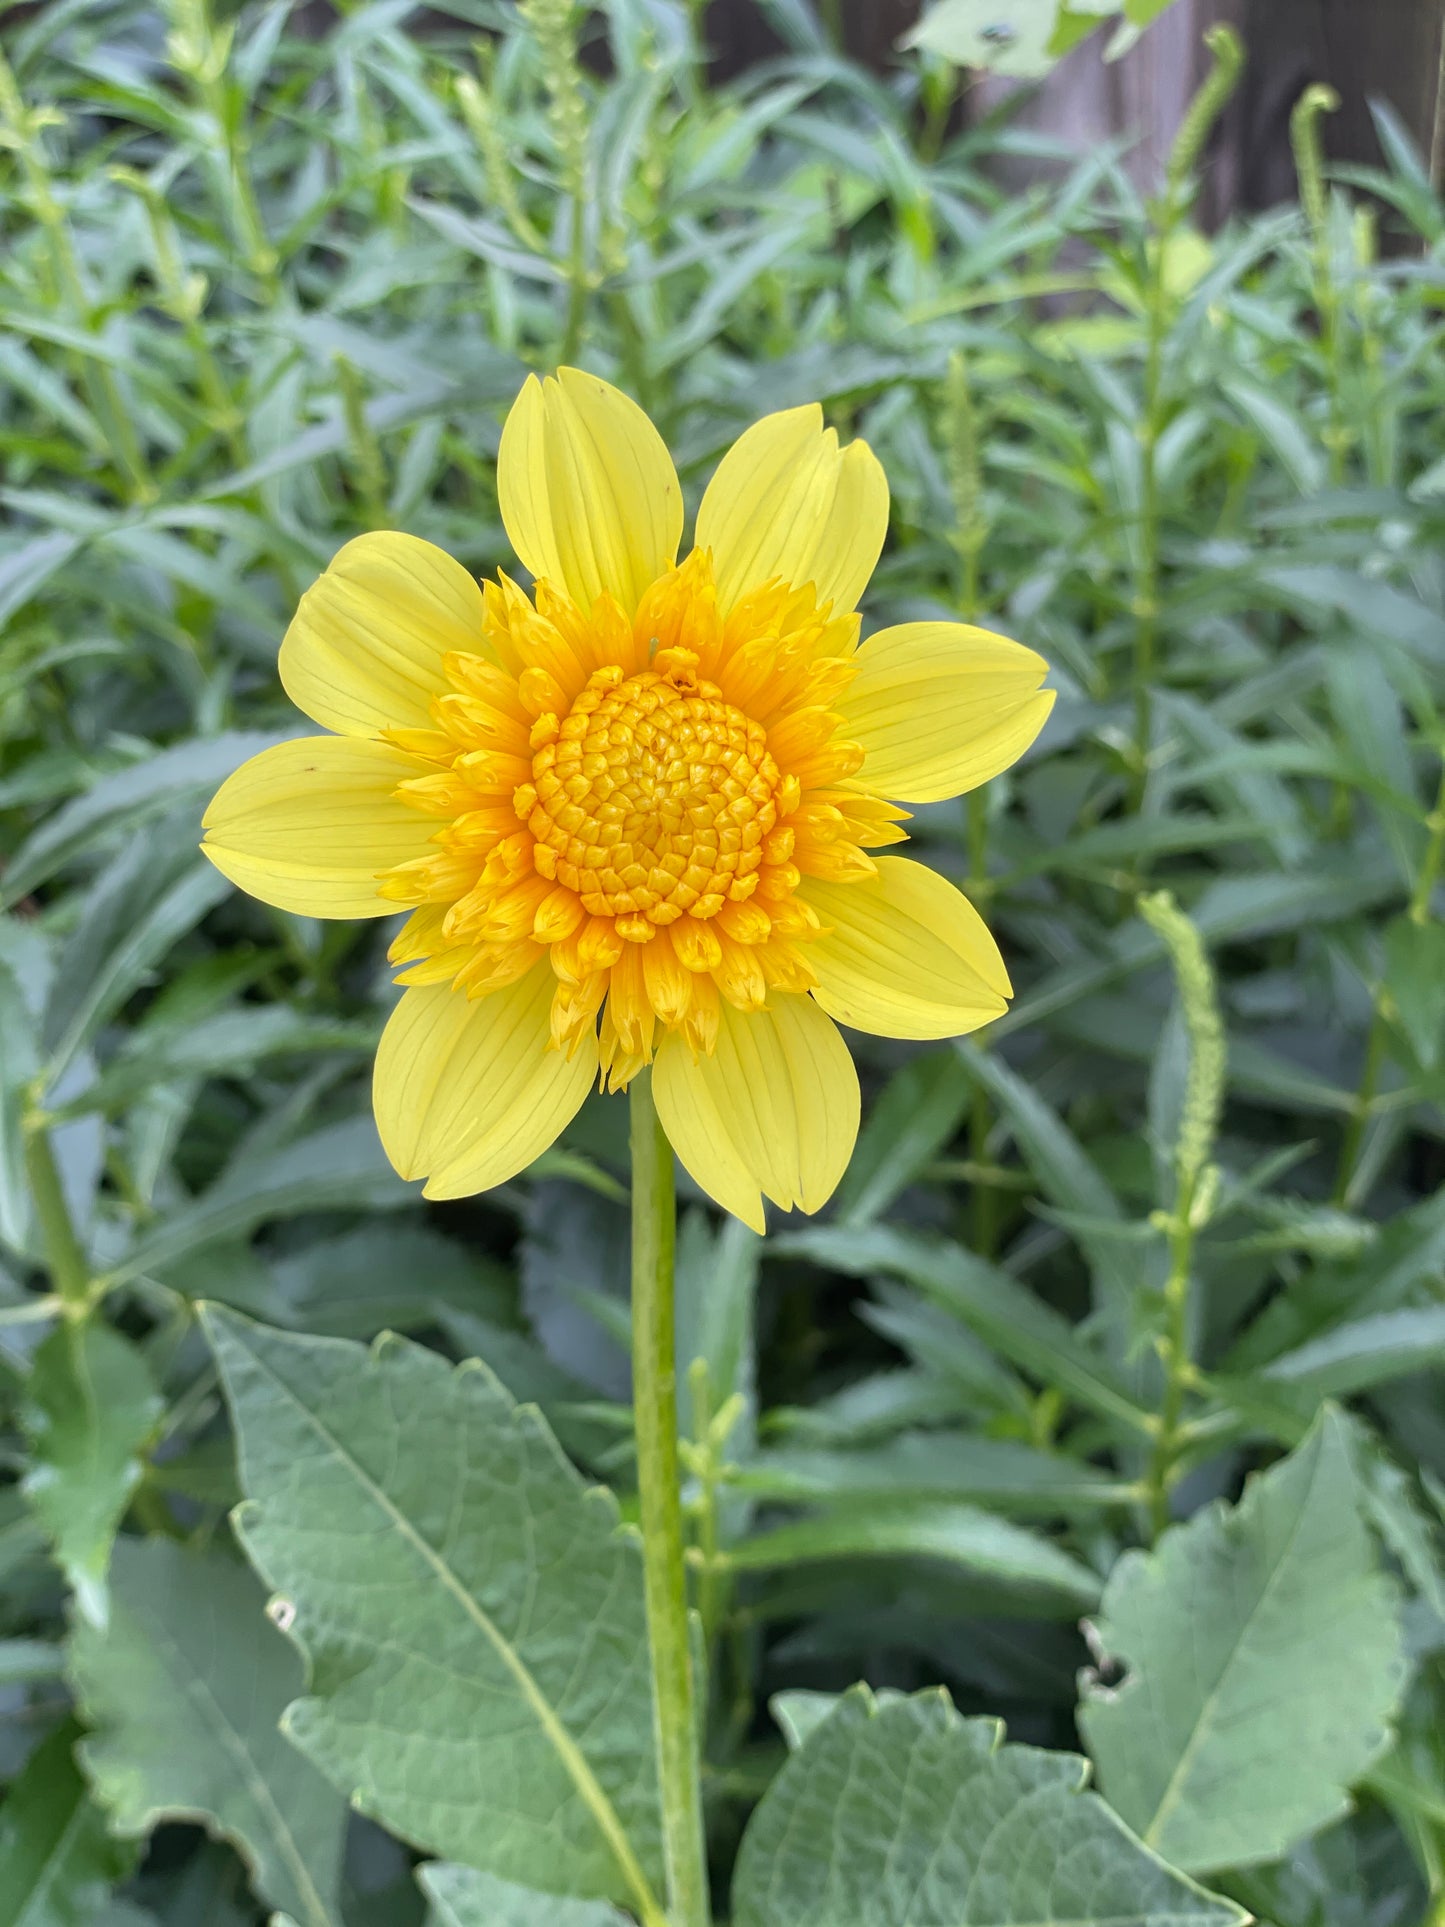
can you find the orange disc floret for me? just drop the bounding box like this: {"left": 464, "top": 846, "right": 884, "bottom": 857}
{"left": 373, "top": 549, "right": 891, "bottom": 1090}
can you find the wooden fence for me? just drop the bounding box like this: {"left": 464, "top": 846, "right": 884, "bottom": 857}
{"left": 704, "top": 0, "right": 1445, "bottom": 215}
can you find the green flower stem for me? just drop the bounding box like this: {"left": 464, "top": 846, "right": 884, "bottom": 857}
{"left": 1137, "top": 893, "right": 1224, "bottom": 1538}
{"left": 22, "top": 1115, "right": 91, "bottom": 1314}
{"left": 1144, "top": 1195, "right": 1202, "bottom": 1538}
{"left": 1291, "top": 85, "right": 1347, "bottom": 484}
{"left": 630, "top": 1070, "right": 710, "bottom": 1927}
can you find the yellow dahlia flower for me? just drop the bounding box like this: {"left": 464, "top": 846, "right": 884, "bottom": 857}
{"left": 202, "top": 371, "right": 1052, "bottom": 1230}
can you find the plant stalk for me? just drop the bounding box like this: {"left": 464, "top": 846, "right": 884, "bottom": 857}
{"left": 630, "top": 1071, "right": 709, "bottom": 1927}
{"left": 1137, "top": 892, "right": 1224, "bottom": 1537}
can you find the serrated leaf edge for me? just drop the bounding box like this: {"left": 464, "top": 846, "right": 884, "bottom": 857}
{"left": 200, "top": 1304, "right": 664, "bottom": 1927}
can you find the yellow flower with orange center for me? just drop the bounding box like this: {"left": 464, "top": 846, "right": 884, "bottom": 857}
{"left": 202, "top": 371, "right": 1053, "bottom": 1229}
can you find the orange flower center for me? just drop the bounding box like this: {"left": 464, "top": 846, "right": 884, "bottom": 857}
{"left": 377, "top": 555, "right": 909, "bottom": 1085}
{"left": 517, "top": 661, "right": 786, "bottom": 938}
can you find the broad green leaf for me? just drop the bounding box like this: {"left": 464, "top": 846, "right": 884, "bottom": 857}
{"left": 70, "top": 1538, "right": 346, "bottom": 1927}
{"left": 731, "top": 1499, "right": 1100, "bottom": 1610}
{"left": 906, "top": 0, "right": 1067, "bottom": 78}
{"left": 202, "top": 1307, "right": 665, "bottom": 1917}
{"left": 731, "top": 1688, "right": 1247, "bottom": 1927}
{"left": 0, "top": 1721, "right": 134, "bottom": 1927}
{"left": 1080, "top": 1410, "right": 1404, "bottom": 1874}
{"left": 418, "top": 1864, "right": 628, "bottom": 1927}
{"left": 22, "top": 1320, "right": 160, "bottom": 1628}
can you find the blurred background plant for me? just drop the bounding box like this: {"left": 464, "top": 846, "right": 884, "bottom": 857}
{"left": 1, "top": 1, "right": 1445, "bottom": 1923}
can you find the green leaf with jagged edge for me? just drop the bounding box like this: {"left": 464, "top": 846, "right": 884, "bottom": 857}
{"left": 731, "top": 1688, "right": 1246, "bottom": 1927}
{"left": 69, "top": 1537, "right": 346, "bottom": 1927}
{"left": 1079, "top": 1408, "right": 1404, "bottom": 1875}
{"left": 22, "top": 1319, "right": 161, "bottom": 1628}
{"left": 0, "top": 1719, "right": 135, "bottom": 1927}
{"left": 200, "top": 1306, "right": 665, "bottom": 1918}
{"left": 906, "top": 0, "right": 1066, "bottom": 77}
{"left": 418, "top": 1864, "right": 628, "bottom": 1927}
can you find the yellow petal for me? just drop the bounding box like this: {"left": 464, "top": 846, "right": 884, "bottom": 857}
{"left": 201, "top": 737, "right": 434, "bottom": 917}
{"left": 373, "top": 963, "right": 598, "bottom": 1198}
{"left": 695, "top": 405, "right": 888, "bottom": 616}
{"left": 280, "top": 532, "right": 485, "bottom": 737}
{"left": 803, "top": 856, "right": 1011, "bottom": 1040}
{"left": 497, "top": 368, "right": 682, "bottom": 615}
{"left": 836, "top": 622, "right": 1054, "bottom": 803}
{"left": 653, "top": 995, "right": 858, "bottom": 1231}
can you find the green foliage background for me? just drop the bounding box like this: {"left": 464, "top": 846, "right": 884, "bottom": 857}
{"left": 1, "top": 0, "right": 1443, "bottom": 1921}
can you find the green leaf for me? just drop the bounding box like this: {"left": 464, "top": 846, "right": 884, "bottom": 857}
{"left": 40, "top": 839, "right": 230, "bottom": 1087}
{"left": 418, "top": 1864, "right": 628, "bottom": 1927}
{"left": 731, "top": 1499, "right": 1101, "bottom": 1610}
{"left": 906, "top": 0, "right": 1073, "bottom": 78}
{"left": 69, "top": 1538, "right": 346, "bottom": 1927}
{"left": 731, "top": 1687, "right": 1247, "bottom": 1927}
{"left": 735, "top": 1432, "right": 1125, "bottom": 1515}
{"left": 202, "top": 1307, "right": 665, "bottom": 1917}
{"left": 780, "top": 1223, "right": 1152, "bottom": 1437}
{"left": 0, "top": 1720, "right": 134, "bottom": 1927}
{"left": 271, "top": 1225, "right": 514, "bottom": 1340}
{"left": 1261, "top": 1305, "right": 1445, "bottom": 1402}
{"left": 958, "top": 1041, "right": 1136, "bottom": 1331}
{"left": 22, "top": 1320, "right": 160, "bottom": 1628}
{"left": 109, "top": 1119, "right": 411, "bottom": 1287}
{"left": 1, "top": 734, "right": 293, "bottom": 908}
{"left": 834, "top": 1051, "right": 971, "bottom": 1226}
{"left": 1383, "top": 916, "right": 1445, "bottom": 1069}
{"left": 1079, "top": 1410, "right": 1404, "bottom": 1874}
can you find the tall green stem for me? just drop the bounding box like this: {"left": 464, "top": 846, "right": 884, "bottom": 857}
{"left": 1291, "top": 86, "right": 1348, "bottom": 484}
{"left": 630, "top": 1072, "right": 709, "bottom": 1927}
{"left": 1144, "top": 1200, "right": 1201, "bottom": 1538}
